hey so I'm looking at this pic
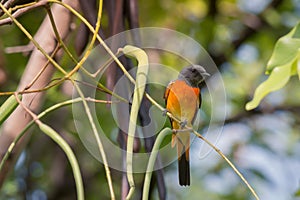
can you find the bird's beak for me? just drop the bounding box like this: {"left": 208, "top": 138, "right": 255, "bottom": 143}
{"left": 202, "top": 72, "right": 210, "bottom": 78}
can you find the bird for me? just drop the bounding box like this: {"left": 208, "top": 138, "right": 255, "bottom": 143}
{"left": 164, "top": 65, "right": 209, "bottom": 186}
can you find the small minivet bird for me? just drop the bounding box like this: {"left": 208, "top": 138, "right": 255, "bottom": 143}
{"left": 164, "top": 65, "right": 209, "bottom": 186}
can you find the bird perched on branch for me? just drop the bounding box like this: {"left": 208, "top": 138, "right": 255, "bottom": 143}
{"left": 164, "top": 65, "right": 209, "bottom": 186}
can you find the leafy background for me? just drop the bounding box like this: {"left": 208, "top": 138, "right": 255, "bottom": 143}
{"left": 0, "top": 0, "right": 300, "bottom": 200}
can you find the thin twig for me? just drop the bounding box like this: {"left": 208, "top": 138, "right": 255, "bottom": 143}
{"left": 191, "top": 128, "right": 260, "bottom": 200}
{"left": 0, "top": 0, "right": 48, "bottom": 26}
{"left": 24, "top": 44, "right": 61, "bottom": 90}
{"left": 44, "top": 4, "right": 79, "bottom": 65}
{"left": 5, "top": 44, "right": 34, "bottom": 54}
{"left": 0, "top": 0, "right": 16, "bottom": 16}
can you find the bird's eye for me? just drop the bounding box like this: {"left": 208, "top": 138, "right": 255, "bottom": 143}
{"left": 191, "top": 68, "right": 196, "bottom": 73}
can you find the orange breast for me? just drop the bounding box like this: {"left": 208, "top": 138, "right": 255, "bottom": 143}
{"left": 166, "top": 80, "right": 200, "bottom": 128}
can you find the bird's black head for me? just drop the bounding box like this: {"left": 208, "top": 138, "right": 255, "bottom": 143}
{"left": 178, "top": 65, "right": 210, "bottom": 87}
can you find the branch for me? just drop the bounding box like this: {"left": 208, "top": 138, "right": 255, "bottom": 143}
{"left": 0, "top": 0, "right": 16, "bottom": 16}
{"left": 0, "top": 0, "right": 48, "bottom": 26}
{"left": 5, "top": 44, "right": 34, "bottom": 54}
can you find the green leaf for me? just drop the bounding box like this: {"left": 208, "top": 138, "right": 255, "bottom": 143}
{"left": 246, "top": 63, "right": 292, "bottom": 111}
{"left": 0, "top": 94, "right": 22, "bottom": 125}
{"left": 267, "top": 22, "right": 300, "bottom": 73}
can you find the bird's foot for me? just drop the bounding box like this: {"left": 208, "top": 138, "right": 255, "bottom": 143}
{"left": 162, "top": 109, "right": 169, "bottom": 116}
{"left": 180, "top": 120, "right": 188, "bottom": 129}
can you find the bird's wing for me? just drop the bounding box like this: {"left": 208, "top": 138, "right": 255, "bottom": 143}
{"left": 164, "top": 81, "right": 174, "bottom": 102}
{"left": 199, "top": 91, "right": 202, "bottom": 109}
{"left": 164, "top": 81, "right": 175, "bottom": 122}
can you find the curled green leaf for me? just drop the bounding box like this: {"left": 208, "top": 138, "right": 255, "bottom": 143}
{"left": 246, "top": 64, "right": 292, "bottom": 111}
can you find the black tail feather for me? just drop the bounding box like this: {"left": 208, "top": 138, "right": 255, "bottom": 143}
{"left": 178, "top": 153, "right": 190, "bottom": 186}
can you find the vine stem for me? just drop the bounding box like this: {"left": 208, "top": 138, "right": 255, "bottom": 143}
{"left": 142, "top": 128, "right": 172, "bottom": 200}
{"left": 13, "top": 93, "right": 85, "bottom": 200}
{"left": 121, "top": 45, "right": 149, "bottom": 200}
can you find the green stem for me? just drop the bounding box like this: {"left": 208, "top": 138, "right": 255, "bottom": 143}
{"left": 39, "top": 123, "right": 84, "bottom": 200}
{"left": 74, "top": 83, "right": 116, "bottom": 199}
{"left": 121, "top": 46, "right": 149, "bottom": 200}
{"left": 45, "top": 4, "right": 78, "bottom": 65}
{"left": 0, "top": 94, "right": 21, "bottom": 125}
{"left": 142, "top": 128, "right": 172, "bottom": 200}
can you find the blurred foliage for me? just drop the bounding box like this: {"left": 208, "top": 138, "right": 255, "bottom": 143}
{"left": 0, "top": 0, "right": 300, "bottom": 200}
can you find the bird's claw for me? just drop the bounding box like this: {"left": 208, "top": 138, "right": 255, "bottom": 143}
{"left": 173, "top": 128, "right": 193, "bottom": 133}
{"left": 162, "top": 109, "right": 168, "bottom": 116}
{"left": 180, "top": 120, "right": 188, "bottom": 129}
